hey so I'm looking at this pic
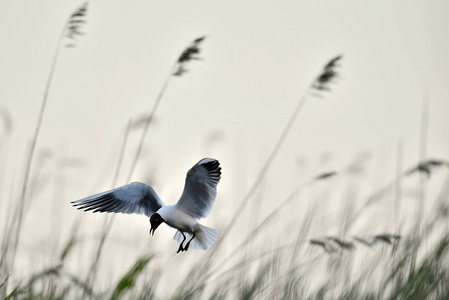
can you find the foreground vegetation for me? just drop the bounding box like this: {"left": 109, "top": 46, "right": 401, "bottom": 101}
{"left": 2, "top": 209, "right": 449, "bottom": 299}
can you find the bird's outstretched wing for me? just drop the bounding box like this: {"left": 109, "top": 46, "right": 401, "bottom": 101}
{"left": 72, "top": 182, "right": 164, "bottom": 217}
{"left": 176, "top": 158, "right": 221, "bottom": 219}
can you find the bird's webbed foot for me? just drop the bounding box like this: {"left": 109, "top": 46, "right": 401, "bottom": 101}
{"left": 184, "top": 242, "right": 191, "bottom": 252}
{"left": 177, "top": 244, "right": 185, "bottom": 253}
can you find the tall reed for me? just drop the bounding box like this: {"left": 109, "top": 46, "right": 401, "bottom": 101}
{"left": 126, "top": 36, "right": 207, "bottom": 182}
{"left": 81, "top": 36, "right": 208, "bottom": 293}
{"left": 196, "top": 55, "right": 344, "bottom": 279}
{"left": 0, "top": 3, "right": 89, "bottom": 297}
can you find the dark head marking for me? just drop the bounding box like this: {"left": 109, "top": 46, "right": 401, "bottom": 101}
{"left": 149, "top": 213, "right": 165, "bottom": 236}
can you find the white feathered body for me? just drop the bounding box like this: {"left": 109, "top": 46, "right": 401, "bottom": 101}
{"left": 158, "top": 205, "right": 199, "bottom": 233}
{"left": 158, "top": 205, "right": 218, "bottom": 250}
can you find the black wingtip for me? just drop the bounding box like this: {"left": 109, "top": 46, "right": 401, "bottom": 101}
{"left": 205, "top": 162, "right": 221, "bottom": 183}
{"left": 203, "top": 159, "right": 220, "bottom": 170}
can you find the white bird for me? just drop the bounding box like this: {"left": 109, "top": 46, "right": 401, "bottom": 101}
{"left": 72, "top": 158, "right": 221, "bottom": 253}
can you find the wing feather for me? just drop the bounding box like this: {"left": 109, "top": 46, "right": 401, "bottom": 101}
{"left": 72, "top": 182, "right": 164, "bottom": 217}
{"left": 176, "top": 158, "right": 221, "bottom": 219}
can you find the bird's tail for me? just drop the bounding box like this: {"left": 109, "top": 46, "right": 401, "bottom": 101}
{"left": 173, "top": 225, "right": 218, "bottom": 250}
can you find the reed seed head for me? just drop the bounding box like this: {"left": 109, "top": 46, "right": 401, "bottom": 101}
{"left": 173, "top": 36, "right": 207, "bottom": 76}
{"left": 407, "top": 159, "right": 449, "bottom": 178}
{"left": 312, "top": 54, "right": 343, "bottom": 94}
{"left": 65, "top": 2, "right": 89, "bottom": 47}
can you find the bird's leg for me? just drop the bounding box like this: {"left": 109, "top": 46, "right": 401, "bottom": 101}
{"left": 184, "top": 232, "right": 196, "bottom": 252}
{"left": 177, "top": 232, "right": 187, "bottom": 253}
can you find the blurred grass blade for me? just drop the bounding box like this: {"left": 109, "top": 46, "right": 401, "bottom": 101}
{"left": 4, "top": 286, "right": 20, "bottom": 300}
{"left": 26, "top": 264, "right": 62, "bottom": 288}
{"left": 60, "top": 220, "right": 80, "bottom": 261}
{"left": 111, "top": 255, "right": 153, "bottom": 300}
{"left": 0, "top": 276, "right": 8, "bottom": 289}
{"left": 65, "top": 272, "right": 95, "bottom": 296}
{"left": 5, "top": 1, "right": 91, "bottom": 278}
{"left": 60, "top": 234, "right": 77, "bottom": 262}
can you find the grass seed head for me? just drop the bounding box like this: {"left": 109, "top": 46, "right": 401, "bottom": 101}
{"left": 65, "top": 2, "right": 89, "bottom": 47}
{"left": 312, "top": 54, "right": 343, "bottom": 93}
{"left": 327, "top": 237, "right": 354, "bottom": 250}
{"left": 314, "top": 171, "right": 337, "bottom": 181}
{"left": 173, "top": 36, "right": 207, "bottom": 76}
{"left": 407, "top": 159, "right": 449, "bottom": 178}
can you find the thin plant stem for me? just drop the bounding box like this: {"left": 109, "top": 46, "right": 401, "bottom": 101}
{"left": 194, "top": 84, "right": 315, "bottom": 285}
{"left": 126, "top": 36, "right": 207, "bottom": 181}
{"left": 5, "top": 23, "right": 67, "bottom": 282}
{"left": 114, "top": 120, "right": 133, "bottom": 187}
{"left": 209, "top": 183, "right": 305, "bottom": 277}
{"left": 411, "top": 87, "right": 430, "bottom": 271}
{"left": 84, "top": 37, "right": 205, "bottom": 291}
{"left": 84, "top": 120, "right": 132, "bottom": 293}
{"left": 126, "top": 68, "right": 175, "bottom": 182}
{"left": 417, "top": 88, "right": 430, "bottom": 226}
{"left": 198, "top": 55, "right": 342, "bottom": 280}
{"left": 214, "top": 88, "right": 311, "bottom": 249}
{"left": 394, "top": 139, "right": 403, "bottom": 226}
{"left": 2, "top": 5, "right": 88, "bottom": 283}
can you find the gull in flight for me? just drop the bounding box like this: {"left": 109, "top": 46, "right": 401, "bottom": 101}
{"left": 72, "top": 158, "right": 221, "bottom": 253}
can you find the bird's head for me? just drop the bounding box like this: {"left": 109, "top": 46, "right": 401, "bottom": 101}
{"left": 149, "top": 213, "right": 164, "bottom": 236}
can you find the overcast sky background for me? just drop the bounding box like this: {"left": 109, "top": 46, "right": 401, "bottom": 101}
{"left": 1, "top": 0, "right": 449, "bottom": 285}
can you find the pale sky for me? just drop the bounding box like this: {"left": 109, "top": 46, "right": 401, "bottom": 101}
{"left": 1, "top": 0, "right": 449, "bottom": 285}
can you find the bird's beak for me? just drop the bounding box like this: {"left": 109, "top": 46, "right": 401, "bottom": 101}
{"left": 149, "top": 228, "right": 154, "bottom": 236}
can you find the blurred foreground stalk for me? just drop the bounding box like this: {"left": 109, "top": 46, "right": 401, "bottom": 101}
{"left": 0, "top": 3, "right": 89, "bottom": 297}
